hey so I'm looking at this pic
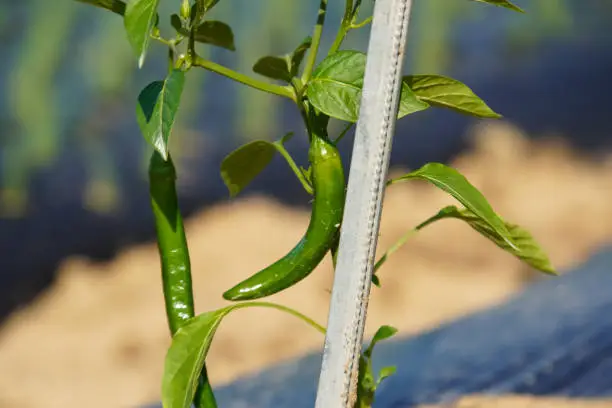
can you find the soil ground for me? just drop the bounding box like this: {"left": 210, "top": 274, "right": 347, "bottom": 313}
{"left": 1, "top": 122, "right": 612, "bottom": 408}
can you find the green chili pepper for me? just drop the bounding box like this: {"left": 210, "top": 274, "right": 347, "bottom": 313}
{"left": 149, "top": 152, "right": 195, "bottom": 333}
{"left": 149, "top": 151, "right": 217, "bottom": 408}
{"left": 223, "top": 128, "right": 345, "bottom": 301}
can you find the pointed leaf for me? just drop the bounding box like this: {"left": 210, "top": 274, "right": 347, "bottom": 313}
{"left": 290, "top": 36, "right": 312, "bottom": 77}
{"left": 365, "top": 325, "right": 397, "bottom": 357}
{"left": 192, "top": 0, "right": 220, "bottom": 26}
{"left": 253, "top": 56, "right": 292, "bottom": 82}
{"left": 306, "top": 51, "right": 365, "bottom": 122}
{"left": 391, "top": 163, "right": 515, "bottom": 248}
{"left": 471, "top": 0, "right": 524, "bottom": 12}
{"left": 195, "top": 0, "right": 220, "bottom": 14}
{"left": 306, "top": 51, "right": 429, "bottom": 122}
{"left": 162, "top": 302, "right": 324, "bottom": 408}
{"left": 170, "top": 13, "right": 183, "bottom": 32}
{"left": 124, "top": 0, "right": 160, "bottom": 67}
{"left": 427, "top": 206, "right": 556, "bottom": 275}
{"left": 220, "top": 140, "right": 277, "bottom": 197}
{"left": 403, "top": 75, "right": 501, "bottom": 119}
{"left": 75, "top": 0, "right": 126, "bottom": 15}
{"left": 398, "top": 82, "right": 430, "bottom": 118}
{"left": 193, "top": 21, "right": 235, "bottom": 51}
{"left": 136, "top": 70, "right": 185, "bottom": 160}
{"left": 376, "top": 366, "right": 397, "bottom": 387}
{"left": 162, "top": 307, "right": 233, "bottom": 408}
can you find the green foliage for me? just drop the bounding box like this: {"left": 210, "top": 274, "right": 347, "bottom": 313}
{"left": 423, "top": 206, "right": 556, "bottom": 274}
{"left": 171, "top": 16, "right": 236, "bottom": 50}
{"left": 162, "top": 302, "right": 325, "bottom": 408}
{"left": 389, "top": 163, "right": 515, "bottom": 249}
{"left": 124, "top": 0, "right": 160, "bottom": 67}
{"left": 306, "top": 51, "right": 428, "bottom": 122}
{"left": 220, "top": 140, "right": 278, "bottom": 197}
{"left": 75, "top": 0, "right": 126, "bottom": 15}
{"left": 404, "top": 75, "right": 501, "bottom": 118}
{"left": 136, "top": 70, "right": 185, "bottom": 160}
{"left": 253, "top": 56, "right": 293, "bottom": 82}
{"left": 356, "top": 325, "right": 399, "bottom": 408}
{"left": 73, "top": 0, "right": 559, "bottom": 407}
{"left": 471, "top": 0, "right": 524, "bottom": 13}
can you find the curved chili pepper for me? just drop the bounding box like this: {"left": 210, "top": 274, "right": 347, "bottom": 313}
{"left": 148, "top": 151, "right": 217, "bottom": 408}
{"left": 223, "top": 128, "right": 345, "bottom": 301}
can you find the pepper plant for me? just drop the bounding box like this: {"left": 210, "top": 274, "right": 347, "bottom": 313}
{"left": 74, "top": 0, "right": 554, "bottom": 407}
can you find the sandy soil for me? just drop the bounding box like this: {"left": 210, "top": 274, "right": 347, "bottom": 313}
{"left": 1, "top": 122, "right": 612, "bottom": 408}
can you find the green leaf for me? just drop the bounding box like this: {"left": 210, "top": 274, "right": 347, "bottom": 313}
{"left": 162, "top": 308, "right": 233, "bottom": 408}
{"left": 162, "top": 302, "right": 325, "bottom": 408}
{"left": 136, "top": 70, "right": 185, "bottom": 160}
{"left": 75, "top": 0, "right": 126, "bottom": 15}
{"left": 390, "top": 163, "right": 515, "bottom": 249}
{"left": 376, "top": 366, "right": 397, "bottom": 387}
{"left": 170, "top": 13, "right": 183, "bottom": 32}
{"left": 192, "top": 0, "right": 220, "bottom": 26}
{"left": 306, "top": 51, "right": 429, "bottom": 122}
{"left": 403, "top": 75, "right": 501, "bottom": 119}
{"left": 356, "top": 355, "right": 376, "bottom": 408}
{"left": 220, "top": 140, "right": 277, "bottom": 197}
{"left": 398, "top": 82, "right": 430, "bottom": 118}
{"left": 371, "top": 274, "right": 381, "bottom": 287}
{"left": 253, "top": 56, "right": 292, "bottom": 83}
{"left": 290, "top": 36, "right": 312, "bottom": 77}
{"left": 365, "top": 325, "right": 398, "bottom": 358}
{"left": 196, "top": 0, "right": 220, "bottom": 14}
{"left": 426, "top": 206, "right": 556, "bottom": 275}
{"left": 193, "top": 21, "right": 235, "bottom": 51}
{"left": 124, "top": 0, "right": 160, "bottom": 67}
{"left": 471, "top": 0, "right": 525, "bottom": 12}
{"left": 306, "top": 51, "right": 365, "bottom": 122}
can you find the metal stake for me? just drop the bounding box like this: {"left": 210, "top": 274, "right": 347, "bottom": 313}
{"left": 314, "top": 0, "right": 415, "bottom": 407}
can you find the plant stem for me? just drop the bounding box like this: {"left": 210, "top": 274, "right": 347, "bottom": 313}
{"left": 237, "top": 301, "right": 327, "bottom": 334}
{"left": 372, "top": 216, "right": 437, "bottom": 274}
{"left": 301, "top": 0, "right": 328, "bottom": 83}
{"left": 373, "top": 228, "right": 418, "bottom": 273}
{"left": 328, "top": 0, "right": 354, "bottom": 54}
{"left": 333, "top": 122, "right": 355, "bottom": 145}
{"left": 274, "top": 141, "right": 314, "bottom": 195}
{"left": 351, "top": 16, "right": 372, "bottom": 29}
{"left": 192, "top": 56, "right": 295, "bottom": 100}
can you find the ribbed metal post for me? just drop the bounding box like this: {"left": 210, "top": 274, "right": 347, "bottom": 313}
{"left": 313, "top": 0, "right": 415, "bottom": 407}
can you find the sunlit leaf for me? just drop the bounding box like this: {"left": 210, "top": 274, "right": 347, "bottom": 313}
{"left": 162, "top": 302, "right": 324, "bottom": 408}
{"left": 376, "top": 366, "right": 397, "bottom": 387}
{"left": 162, "top": 308, "right": 233, "bottom": 408}
{"left": 403, "top": 75, "right": 501, "bottom": 118}
{"left": 124, "top": 0, "right": 160, "bottom": 67}
{"left": 306, "top": 51, "right": 428, "bottom": 122}
{"left": 425, "top": 206, "right": 556, "bottom": 274}
{"left": 390, "top": 163, "right": 515, "bottom": 248}
{"left": 136, "top": 70, "right": 185, "bottom": 160}
{"left": 365, "top": 325, "right": 398, "bottom": 358}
